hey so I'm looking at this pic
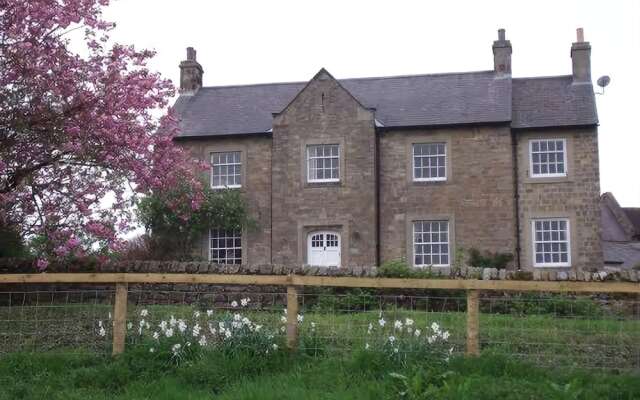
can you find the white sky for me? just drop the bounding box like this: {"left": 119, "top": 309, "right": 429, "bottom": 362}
{"left": 103, "top": 0, "right": 640, "bottom": 207}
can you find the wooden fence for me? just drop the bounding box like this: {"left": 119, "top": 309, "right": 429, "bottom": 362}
{"left": 1, "top": 273, "right": 639, "bottom": 356}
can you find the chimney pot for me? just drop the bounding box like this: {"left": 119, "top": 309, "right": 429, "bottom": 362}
{"left": 179, "top": 47, "right": 204, "bottom": 93}
{"left": 492, "top": 28, "right": 512, "bottom": 77}
{"left": 570, "top": 28, "right": 591, "bottom": 84}
{"left": 187, "top": 47, "right": 196, "bottom": 61}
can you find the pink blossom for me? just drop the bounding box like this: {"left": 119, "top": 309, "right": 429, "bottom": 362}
{"left": 36, "top": 259, "right": 49, "bottom": 271}
{"left": 66, "top": 238, "right": 81, "bottom": 248}
{"left": 0, "top": 0, "right": 205, "bottom": 262}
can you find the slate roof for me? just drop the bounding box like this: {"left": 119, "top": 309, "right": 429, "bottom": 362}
{"left": 174, "top": 69, "right": 597, "bottom": 138}
{"left": 600, "top": 193, "right": 640, "bottom": 268}
{"left": 623, "top": 208, "right": 640, "bottom": 238}
{"left": 602, "top": 241, "right": 640, "bottom": 268}
{"left": 511, "top": 76, "right": 598, "bottom": 129}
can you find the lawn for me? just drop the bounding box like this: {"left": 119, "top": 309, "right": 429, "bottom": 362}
{"left": 0, "top": 349, "right": 639, "bottom": 399}
{"left": 2, "top": 297, "right": 639, "bottom": 369}
{"left": 1, "top": 293, "right": 639, "bottom": 399}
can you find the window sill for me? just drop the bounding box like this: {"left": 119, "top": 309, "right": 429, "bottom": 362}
{"left": 523, "top": 175, "right": 571, "bottom": 184}
{"left": 413, "top": 177, "right": 447, "bottom": 182}
{"left": 411, "top": 179, "right": 448, "bottom": 187}
{"left": 305, "top": 180, "right": 342, "bottom": 188}
{"left": 211, "top": 185, "right": 242, "bottom": 190}
{"left": 533, "top": 264, "right": 571, "bottom": 268}
{"left": 308, "top": 179, "right": 340, "bottom": 183}
{"left": 414, "top": 264, "right": 450, "bottom": 268}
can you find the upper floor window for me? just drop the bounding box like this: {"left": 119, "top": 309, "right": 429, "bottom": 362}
{"left": 413, "top": 143, "right": 446, "bottom": 182}
{"left": 307, "top": 144, "right": 339, "bottom": 183}
{"left": 209, "top": 229, "right": 242, "bottom": 264}
{"left": 529, "top": 139, "right": 567, "bottom": 178}
{"left": 211, "top": 151, "right": 241, "bottom": 189}
{"left": 532, "top": 218, "right": 570, "bottom": 267}
{"left": 413, "top": 220, "right": 450, "bottom": 267}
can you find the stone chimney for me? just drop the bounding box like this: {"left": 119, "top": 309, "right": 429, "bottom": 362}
{"left": 571, "top": 28, "right": 591, "bottom": 84}
{"left": 179, "top": 47, "right": 203, "bottom": 93}
{"left": 492, "top": 28, "right": 512, "bottom": 77}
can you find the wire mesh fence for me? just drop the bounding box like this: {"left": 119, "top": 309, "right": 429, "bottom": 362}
{"left": 0, "top": 289, "right": 115, "bottom": 354}
{"left": 1, "top": 282, "right": 639, "bottom": 371}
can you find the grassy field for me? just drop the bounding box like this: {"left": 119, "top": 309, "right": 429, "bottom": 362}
{"left": 0, "top": 348, "right": 639, "bottom": 399}
{"left": 1, "top": 293, "right": 639, "bottom": 399}
{"left": 2, "top": 299, "right": 639, "bottom": 369}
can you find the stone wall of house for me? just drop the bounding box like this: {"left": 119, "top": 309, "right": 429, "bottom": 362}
{"left": 516, "top": 128, "right": 603, "bottom": 271}
{"left": 271, "top": 71, "right": 378, "bottom": 266}
{"left": 378, "top": 125, "right": 518, "bottom": 268}
{"left": 178, "top": 135, "right": 272, "bottom": 264}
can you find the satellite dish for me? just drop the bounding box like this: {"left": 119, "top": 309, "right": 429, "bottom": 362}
{"left": 597, "top": 75, "right": 611, "bottom": 88}
{"left": 595, "top": 75, "right": 611, "bottom": 95}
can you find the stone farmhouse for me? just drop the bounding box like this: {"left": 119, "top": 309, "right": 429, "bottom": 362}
{"left": 173, "top": 29, "right": 602, "bottom": 271}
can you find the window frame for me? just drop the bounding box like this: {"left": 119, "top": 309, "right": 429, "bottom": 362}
{"left": 306, "top": 144, "right": 340, "bottom": 183}
{"left": 209, "top": 228, "right": 243, "bottom": 264}
{"left": 528, "top": 139, "right": 568, "bottom": 178}
{"left": 413, "top": 220, "right": 450, "bottom": 268}
{"left": 210, "top": 151, "right": 242, "bottom": 190}
{"left": 531, "top": 218, "right": 571, "bottom": 268}
{"left": 412, "top": 142, "right": 447, "bottom": 182}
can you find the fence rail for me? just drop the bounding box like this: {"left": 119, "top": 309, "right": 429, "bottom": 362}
{"left": 2, "top": 273, "right": 640, "bottom": 293}
{"left": 1, "top": 273, "right": 639, "bottom": 363}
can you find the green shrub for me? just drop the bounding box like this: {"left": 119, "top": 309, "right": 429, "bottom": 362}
{"left": 136, "top": 187, "right": 255, "bottom": 260}
{"left": 481, "top": 292, "right": 606, "bottom": 317}
{"left": 0, "top": 223, "right": 26, "bottom": 258}
{"left": 310, "top": 287, "right": 378, "bottom": 313}
{"left": 467, "top": 248, "right": 514, "bottom": 269}
{"left": 378, "top": 259, "right": 439, "bottom": 279}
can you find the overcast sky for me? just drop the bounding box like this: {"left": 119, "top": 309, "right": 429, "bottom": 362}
{"left": 102, "top": 0, "right": 639, "bottom": 206}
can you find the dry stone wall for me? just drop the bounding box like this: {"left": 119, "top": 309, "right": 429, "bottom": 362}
{"left": 0, "top": 259, "right": 637, "bottom": 282}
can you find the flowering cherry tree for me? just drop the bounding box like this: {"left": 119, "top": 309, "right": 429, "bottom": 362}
{"left": 0, "top": 0, "right": 203, "bottom": 263}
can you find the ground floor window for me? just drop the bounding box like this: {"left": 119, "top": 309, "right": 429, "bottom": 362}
{"left": 413, "top": 220, "right": 449, "bottom": 267}
{"left": 532, "top": 218, "right": 570, "bottom": 267}
{"left": 307, "top": 231, "right": 341, "bottom": 267}
{"left": 209, "top": 229, "right": 242, "bottom": 264}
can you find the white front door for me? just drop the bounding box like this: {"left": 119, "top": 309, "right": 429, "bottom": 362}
{"left": 307, "top": 231, "right": 341, "bottom": 267}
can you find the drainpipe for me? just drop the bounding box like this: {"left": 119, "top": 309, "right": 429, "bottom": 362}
{"left": 270, "top": 133, "right": 274, "bottom": 264}
{"left": 375, "top": 128, "right": 381, "bottom": 266}
{"left": 511, "top": 130, "right": 522, "bottom": 269}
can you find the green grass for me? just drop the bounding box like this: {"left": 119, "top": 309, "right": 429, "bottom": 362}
{"left": 0, "top": 349, "right": 638, "bottom": 399}
{"left": 2, "top": 300, "right": 639, "bottom": 369}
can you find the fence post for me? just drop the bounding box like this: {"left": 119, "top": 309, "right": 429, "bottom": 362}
{"left": 112, "top": 283, "right": 128, "bottom": 356}
{"left": 466, "top": 289, "right": 480, "bottom": 356}
{"left": 286, "top": 284, "right": 299, "bottom": 350}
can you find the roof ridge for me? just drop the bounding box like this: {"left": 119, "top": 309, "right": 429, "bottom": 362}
{"left": 197, "top": 69, "right": 497, "bottom": 91}
{"left": 513, "top": 74, "right": 573, "bottom": 81}
{"left": 198, "top": 81, "right": 305, "bottom": 90}
{"left": 340, "top": 69, "right": 495, "bottom": 82}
